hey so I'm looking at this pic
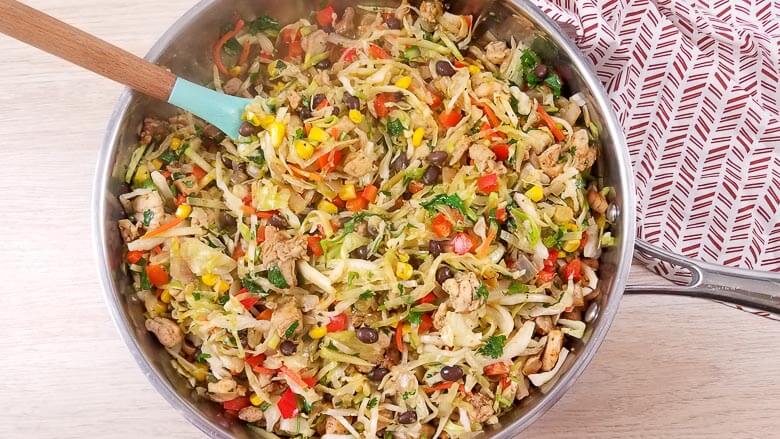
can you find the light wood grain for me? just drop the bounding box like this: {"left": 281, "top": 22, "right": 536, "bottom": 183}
{"left": 0, "top": 0, "right": 176, "bottom": 101}
{"left": 0, "top": 1, "right": 777, "bottom": 438}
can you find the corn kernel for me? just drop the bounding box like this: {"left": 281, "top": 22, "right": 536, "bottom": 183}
{"left": 412, "top": 127, "right": 425, "bottom": 147}
{"left": 215, "top": 280, "right": 229, "bottom": 294}
{"left": 151, "top": 159, "right": 163, "bottom": 170}
{"left": 317, "top": 199, "right": 339, "bottom": 214}
{"left": 339, "top": 183, "right": 357, "bottom": 200}
{"left": 152, "top": 300, "right": 167, "bottom": 315}
{"left": 553, "top": 205, "right": 574, "bottom": 224}
{"left": 170, "top": 137, "right": 182, "bottom": 150}
{"left": 160, "top": 289, "right": 172, "bottom": 304}
{"left": 397, "top": 252, "right": 410, "bottom": 263}
{"left": 249, "top": 393, "right": 263, "bottom": 407}
{"left": 308, "top": 126, "right": 327, "bottom": 142}
{"left": 394, "top": 75, "right": 412, "bottom": 89}
{"left": 175, "top": 203, "right": 192, "bottom": 219}
{"left": 295, "top": 140, "right": 314, "bottom": 160}
{"left": 525, "top": 185, "right": 544, "bottom": 202}
{"left": 396, "top": 261, "right": 413, "bottom": 280}
{"left": 309, "top": 326, "right": 327, "bottom": 339}
{"left": 133, "top": 164, "right": 150, "bottom": 187}
{"left": 562, "top": 239, "right": 580, "bottom": 253}
{"left": 268, "top": 122, "right": 286, "bottom": 148}
{"left": 348, "top": 109, "right": 363, "bottom": 124}
{"left": 249, "top": 113, "right": 261, "bottom": 127}
{"left": 258, "top": 115, "right": 276, "bottom": 129}
{"left": 229, "top": 65, "right": 242, "bottom": 76}
{"left": 468, "top": 64, "right": 481, "bottom": 75}
{"left": 192, "top": 363, "right": 209, "bottom": 382}
{"left": 201, "top": 273, "right": 219, "bottom": 287}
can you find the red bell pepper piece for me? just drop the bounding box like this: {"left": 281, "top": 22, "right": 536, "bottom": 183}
{"left": 191, "top": 165, "right": 206, "bottom": 180}
{"left": 277, "top": 388, "right": 299, "bottom": 419}
{"left": 145, "top": 264, "right": 169, "bottom": 287}
{"left": 316, "top": 5, "right": 335, "bottom": 27}
{"left": 223, "top": 396, "right": 251, "bottom": 411}
{"left": 307, "top": 235, "right": 323, "bottom": 256}
{"left": 361, "top": 184, "right": 378, "bottom": 202}
{"left": 543, "top": 249, "right": 559, "bottom": 269}
{"left": 451, "top": 233, "right": 473, "bottom": 255}
{"left": 561, "top": 258, "right": 582, "bottom": 282}
{"left": 491, "top": 143, "right": 510, "bottom": 161}
{"left": 326, "top": 313, "right": 348, "bottom": 332}
{"left": 126, "top": 250, "right": 144, "bottom": 264}
{"left": 431, "top": 213, "right": 452, "bottom": 238}
{"left": 417, "top": 313, "right": 433, "bottom": 335}
{"left": 424, "top": 381, "right": 455, "bottom": 393}
{"left": 342, "top": 47, "right": 357, "bottom": 63}
{"left": 316, "top": 148, "right": 343, "bottom": 172}
{"left": 240, "top": 296, "right": 260, "bottom": 310}
{"left": 418, "top": 292, "right": 436, "bottom": 304}
{"left": 346, "top": 197, "right": 368, "bottom": 212}
{"left": 438, "top": 109, "right": 462, "bottom": 128}
{"left": 257, "top": 309, "right": 273, "bottom": 320}
{"left": 368, "top": 43, "right": 390, "bottom": 59}
{"left": 395, "top": 321, "right": 405, "bottom": 352}
{"left": 373, "top": 93, "right": 397, "bottom": 118}
{"left": 495, "top": 207, "right": 507, "bottom": 223}
{"left": 483, "top": 362, "right": 510, "bottom": 376}
{"left": 256, "top": 225, "right": 266, "bottom": 244}
{"left": 477, "top": 173, "right": 498, "bottom": 193}
{"left": 537, "top": 269, "right": 555, "bottom": 283}
{"left": 302, "top": 375, "right": 317, "bottom": 387}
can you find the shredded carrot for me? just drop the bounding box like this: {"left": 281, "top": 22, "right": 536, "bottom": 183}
{"left": 424, "top": 381, "right": 454, "bottom": 393}
{"left": 213, "top": 19, "right": 245, "bottom": 75}
{"left": 143, "top": 217, "right": 183, "bottom": 238}
{"left": 536, "top": 105, "right": 565, "bottom": 141}
{"left": 238, "top": 39, "right": 252, "bottom": 66}
{"left": 475, "top": 224, "right": 497, "bottom": 259}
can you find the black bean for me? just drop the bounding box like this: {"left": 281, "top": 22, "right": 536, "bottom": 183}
{"left": 299, "top": 106, "right": 313, "bottom": 120}
{"left": 398, "top": 410, "right": 417, "bottom": 424}
{"left": 427, "top": 151, "right": 449, "bottom": 166}
{"left": 401, "top": 191, "right": 412, "bottom": 200}
{"left": 436, "top": 60, "right": 456, "bottom": 77}
{"left": 422, "top": 165, "right": 441, "bottom": 185}
{"left": 391, "top": 152, "right": 409, "bottom": 173}
{"left": 238, "top": 122, "right": 258, "bottom": 137}
{"left": 323, "top": 393, "right": 333, "bottom": 403}
{"left": 268, "top": 214, "right": 288, "bottom": 229}
{"left": 312, "top": 93, "right": 327, "bottom": 109}
{"left": 343, "top": 93, "right": 360, "bottom": 110}
{"left": 356, "top": 326, "right": 379, "bottom": 344}
{"left": 350, "top": 245, "right": 370, "bottom": 260}
{"left": 472, "top": 382, "right": 482, "bottom": 393}
{"left": 279, "top": 340, "right": 297, "bottom": 356}
{"left": 385, "top": 15, "right": 401, "bottom": 30}
{"left": 332, "top": 106, "right": 340, "bottom": 116}
{"left": 436, "top": 265, "right": 454, "bottom": 284}
{"left": 533, "top": 64, "right": 549, "bottom": 79}
{"left": 368, "top": 366, "right": 390, "bottom": 382}
{"left": 315, "top": 59, "right": 332, "bottom": 70}
{"left": 428, "top": 240, "right": 443, "bottom": 257}
{"left": 440, "top": 365, "right": 464, "bottom": 381}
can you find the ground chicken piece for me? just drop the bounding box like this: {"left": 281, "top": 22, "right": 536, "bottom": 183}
{"left": 174, "top": 175, "right": 199, "bottom": 196}
{"left": 287, "top": 90, "right": 301, "bottom": 110}
{"left": 325, "top": 416, "right": 348, "bottom": 434}
{"left": 526, "top": 129, "right": 554, "bottom": 154}
{"left": 522, "top": 355, "right": 542, "bottom": 375}
{"left": 260, "top": 226, "right": 307, "bottom": 287}
{"left": 223, "top": 77, "right": 243, "bottom": 95}
{"left": 465, "top": 392, "right": 494, "bottom": 423}
{"left": 208, "top": 378, "right": 245, "bottom": 402}
{"left": 538, "top": 143, "right": 563, "bottom": 178}
{"left": 238, "top": 406, "right": 264, "bottom": 423}
{"left": 334, "top": 6, "right": 356, "bottom": 35}
{"left": 468, "top": 144, "right": 495, "bottom": 172}
{"left": 302, "top": 30, "right": 328, "bottom": 57}
{"left": 535, "top": 315, "right": 553, "bottom": 335}
{"left": 474, "top": 80, "right": 503, "bottom": 99}
{"left": 419, "top": 0, "right": 444, "bottom": 29}
{"left": 333, "top": 116, "right": 356, "bottom": 134}
{"left": 270, "top": 299, "right": 303, "bottom": 338}
{"left": 438, "top": 13, "right": 470, "bottom": 41}
{"left": 558, "top": 98, "right": 582, "bottom": 126}
{"left": 485, "top": 41, "right": 510, "bottom": 65}
{"left": 542, "top": 329, "right": 564, "bottom": 371}
{"left": 342, "top": 151, "right": 375, "bottom": 177}
{"left": 118, "top": 219, "right": 140, "bottom": 242}
{"left": 139, "top": 117, "right": 169, "bottom": 146}
{"left": 442, "top": 271, "right": 482, "bottom": 313}
{"left": 572, "top": 129, "right": 597, "bottom": 171}
{"left": 433, "top": 302, "right": 448, "bottom": 330}
{"left": 145, "top": 317, "right": 183, "bottom": 349}
{"left": 132, "top": 191, "right": 165, "bottom": 229}
{"left": 188, "top": 207, "right": 211, "bottom": 230}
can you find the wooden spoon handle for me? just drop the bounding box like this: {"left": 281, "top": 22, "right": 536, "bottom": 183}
{"left": 0, "top": 0, "right": 176, "bottom": 101}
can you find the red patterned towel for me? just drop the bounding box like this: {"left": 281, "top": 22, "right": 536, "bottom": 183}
{"left": 531, "top": 0, "right": 780, "bottom": 276}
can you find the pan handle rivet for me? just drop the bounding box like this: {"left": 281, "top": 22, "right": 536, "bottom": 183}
{"left": 584, "top": 302, "right": 599, "bottom": 323}
{"left": 606, "top": 203, "right": 619, "bottom": 223}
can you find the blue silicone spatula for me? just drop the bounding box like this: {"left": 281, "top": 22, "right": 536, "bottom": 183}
{"left": 0, "top": 0, "right": 250, "bottom": 139}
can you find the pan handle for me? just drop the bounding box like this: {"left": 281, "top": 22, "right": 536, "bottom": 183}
{"left": 625, "top": 240, "right": 780, "bottom": 314}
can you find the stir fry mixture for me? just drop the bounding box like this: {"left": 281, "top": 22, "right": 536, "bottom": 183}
{"left": 117, "top": 1, "right": 615, "bottom": 437}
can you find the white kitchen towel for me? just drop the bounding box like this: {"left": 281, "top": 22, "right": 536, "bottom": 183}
{"left": 530, "top": 0, "right": 780, "bottom": 279}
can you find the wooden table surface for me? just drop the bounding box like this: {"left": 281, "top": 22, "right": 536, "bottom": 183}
{"left": 0, "top": 1, "right": 778, "bottom": 438}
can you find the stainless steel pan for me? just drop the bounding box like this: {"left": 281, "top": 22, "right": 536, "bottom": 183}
{"left": 92, "top": 0, "right": 780, "bottom": 437}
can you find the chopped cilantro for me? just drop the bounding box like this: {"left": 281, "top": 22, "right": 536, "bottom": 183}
{"left": 544, "top": 72, "right": 563, "bottom": 97}
{"left": 241, "top": 277, "right": 267, "bottom": 295}
{"left": 193, "top": 292, "right": 201, "bottom": 301}
{"left": 542, "top": 228, "right": 564, "bottom": 249}
{"left": 196, "top": 352, "right": 211, "bottom": 363}
{"left": 222, "top": 38, "right": 242, "bottom": 56}
{"left": 507, "top": 282, "right": 530, "bottom": 295}
{"left": 139, "top": 268, "right": 151, "bottom": 291}
{"left": 387, "top": 118, "right": 405, "bottom": 137}
{"left": 294, "top": 127, "right": 305, "bottom": 140}
{"left": 217, "top": 294, "right": 230, "bottom": 305}
{"left": 474, "top": 283, "right": 489, "bottom": 301}
{"left": 347, "top": 271, "right": 359, "bottom": 286}
{"left": 142, "top": 209, "right": 154, "bottom": 227}
{"left": 478, "top": 335, "right": 506, "bottom": 359}
{"left": 367, "top": 397, "right": 378, "bottom": 409}
{"left": 248, "top": 152, "right": 264, "bottom": 166}
{"left": 284, "top": 321, "right": 299, "bottom": 338}
{"left": 302, "top": 399, "right": 314, "bottom": 414}
{"left": 359, "top": 290, "right": 374, "bottom": 300}
{"left": 402, "top": 390, "right": 416, "bottom": 400}
{"left": 248, "top": 15, "right": 281, "bottom": 35}
{"left": 267, "top": 265, "right": 289, "bottom": 288}
{"left": 421, "top": 193, "right": 472, "bottom": 219}
{"left": 159, "top": 149, "right": 177, "bottom": 164}
{"left": 260, "top": 402, "right": 271, "bottom": 411}
{"left": 407, "top": 310, "right": 422, "bottom": 325}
